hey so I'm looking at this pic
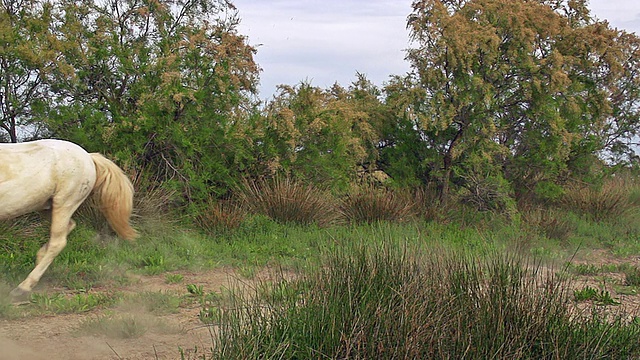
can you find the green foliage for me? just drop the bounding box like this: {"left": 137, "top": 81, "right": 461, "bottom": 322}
{"left": 624, "top": 266, "right": 640, "bottom": 287}
{"left": 573, "top": 286, "right": 620, "bottom": 306}
{"left": 569, "top": 263, "right": 602, "bottom": 276}
{"left": 3, "top": 0, "right": 640, "bottom": 215}
{"left": 28, "top": 292, "right": 118, "bottom": 314}
{"left": 165, "top": 274, "right": 184, "bottom": 284}
{"left": 573, "top": 286, "right": 600, "bottom": 302}
{"left": 0, "top": 0, "right": 59, "bottom": 142}
{"left": 387, "top": 0, "right": 640, "bottom": 203}
{"left": 255, "top": 79, "right": 383, "bottom": 190}
{"left": 39, "top": 0, "right": 259, "bottom": 202}
{"left": 186, "top": 284, "right": 205, "bottom": 297}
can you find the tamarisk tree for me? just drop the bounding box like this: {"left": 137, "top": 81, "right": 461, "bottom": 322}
{"left": 386, "top": 0, "right": 640, "bottom": 203}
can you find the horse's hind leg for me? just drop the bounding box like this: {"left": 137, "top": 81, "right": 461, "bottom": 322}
{"left": 10, "top": 208, "right": 75, "bottom": 300}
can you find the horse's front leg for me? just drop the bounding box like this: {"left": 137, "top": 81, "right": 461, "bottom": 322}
{"left": 10, "top": 211, "right": 74, "bottom": 302}
{"left": 35, "top": 219, "right": 76, "bottom": 266}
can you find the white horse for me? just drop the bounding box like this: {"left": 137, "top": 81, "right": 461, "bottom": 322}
{"left": 0, "top": 139, "right": 138, "bottom": 300}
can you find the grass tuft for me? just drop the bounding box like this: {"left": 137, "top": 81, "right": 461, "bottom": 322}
{"left": 195, "top": 198, "right": 246, "bottom": 234}
{"left": 338, "top": 185, "right": 415, "bottom": 224}
{"left": 522, "top": 208, "right": 575, "bottom": 241}
{"left": 209, "top": 240, "right": 640, "bottom": 359}
{"left": 165, "top": 273, "right": 184, "bottom": 284}
{"left": 561, "top": 177, "right": 636, "bottom": 222}
{"left": 573, "top": 286, "right": 621, "bottom": 305}
{"left": 624, "top": 266, "right": 640, "bottom": 286}
{"left": 411, "top": 186, "right": 443, "bottom": 222}
{"left": 28, "top": 291, "right": 119, "bottom": 315}
{"left": 240, "top": 177, "right": 337, "bottom": 226}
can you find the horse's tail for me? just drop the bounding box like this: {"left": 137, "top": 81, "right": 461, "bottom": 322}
{"left": 90, "top": 153, "right": 138, "bottom": 240}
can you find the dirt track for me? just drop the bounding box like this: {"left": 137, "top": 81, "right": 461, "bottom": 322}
{"left": 0, "top": 269, "right": 242, "bottom": 360}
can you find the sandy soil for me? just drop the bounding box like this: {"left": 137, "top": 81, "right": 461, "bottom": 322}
{"left": 0, "top": 269, "right": 247, "bottom": 360}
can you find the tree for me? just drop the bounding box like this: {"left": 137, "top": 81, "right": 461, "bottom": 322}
{"left": 42, "top": 0, "right": 260, "bottom": 201}
{"left": 395, "top": 0, "right": 640, "bottom": 203}
{"left": 0, "top": 0, "right": 58, "bottom": 142}
{"left": 593, "top": 29, "right": 640, "bottom": 164}
{"left": 255, "top": 77, "right": 382, "bottom": 190}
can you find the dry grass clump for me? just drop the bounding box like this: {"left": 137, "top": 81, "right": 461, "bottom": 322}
{"left": 409, "top": 186, "right": 442, "bottom": 222}
{"left": 522, "top": 208, "right": 575, "bottom": 241}
{"left": 0, "top": 213, "right": 46, "bottom": 243}
{"left": 339, "top": 185, "right": 415, "bottom": 224}
{"left": 460, "top": 172, "right": 516, "bottom": 215}
{"left": 560, "top": 177, "right": 636, "bottom": 222}
{"left": 239, "top": 177, "right": 337, "bottom": 226}
{"left": 195, "top": 198, "right": 246, "bottom": 234}
{"left": 76, "top": 187, "right": 177, "bottom": 237}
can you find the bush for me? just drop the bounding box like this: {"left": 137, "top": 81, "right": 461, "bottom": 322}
{"left": 239, "top": 177, "right": 337, "bottom": 226}
{"left": 460, "top": 172, "right": 517, "bottom": 216}
{"left": 339, "top": 185, "right": 415, "bottom": 224}
{"left": 209, "top": 241, "right": 640, "bottom": 359}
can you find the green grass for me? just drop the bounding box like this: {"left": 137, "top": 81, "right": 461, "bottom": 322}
{"left": 4, "top": 184, "right": 640, "bottom": 359}
{"left": 209, "top": 239, "right": 640, "bottom": 359}
{"left": 624, "top": 266, "right": 640, "bottom": 286}
{"left": 573, "top": 286, "right": 621, "bottom": 305}
{"left": 1, "top": 203, "right": 640, "bottom": 318}
{"left": 28, "top": 291, "right": 119, "bottom": 314}
{"left": 165, "top": 273, "right": 184, "bottom": 284}
{"left": 0, "top": 213, "right": 605, "bottom": 295}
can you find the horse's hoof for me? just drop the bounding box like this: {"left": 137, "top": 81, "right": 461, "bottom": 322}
{"left": 9, "top": 287, "right": 31, "bottom": 304}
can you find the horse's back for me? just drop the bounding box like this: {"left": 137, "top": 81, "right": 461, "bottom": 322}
{"left": 0, "top": 140, "right": 96, "bottom": 219}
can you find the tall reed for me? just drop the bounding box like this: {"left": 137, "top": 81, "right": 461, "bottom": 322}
{"left": 210, "top": 240, "right": 640, "bottom": 359}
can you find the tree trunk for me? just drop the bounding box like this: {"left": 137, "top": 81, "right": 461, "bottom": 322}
{"left": 9, "top": 118, "right": 17, "bottom": 143}
{"left": 439, "top": 152, "right": 452, "bottom": 205}
{"left": 439, "top": 126, "right": 464, "bottom": 205}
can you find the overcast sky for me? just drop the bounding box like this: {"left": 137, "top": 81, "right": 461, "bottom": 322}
{"left": 233, "top": 0, "right": 640, "bottom": 99}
